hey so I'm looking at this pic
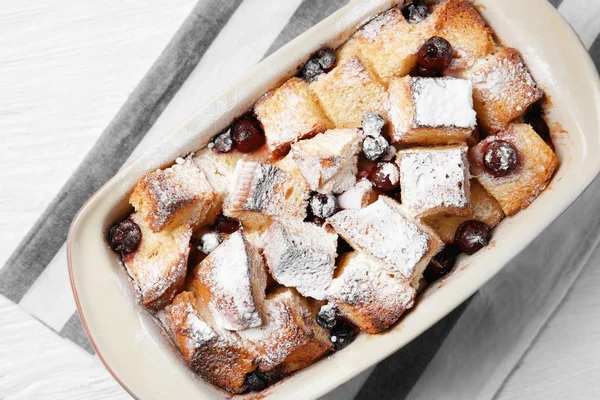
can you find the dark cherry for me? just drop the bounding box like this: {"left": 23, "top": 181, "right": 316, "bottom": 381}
{"left": 524, "top": 105, "right": 551, "bottom": 142}
{"left": 454, "top": 220, "right": 491, "bottom": 255}
{"left": 483, "top": 140, "right": 518, "bottom": 177}
{"left": 309, "top": 193, "right": 338, "bottom": 219}
{"left": 231, "top": 115, "right": 265, "bottom": 153}
{"left": 212, "top": 128, "right": 234, "bottom": 153}
{"left": 197, "top": 232, "right": 222, "bottom": 255}
{"left": 301, "top": 58, "right": 324, "bottom": 83}
{"left": 362, "top": 135, "right": 390, "bottom": 161}
{"left": 316, "top": 47, "right": 337, "bottom": 71}
{"left": 245, "top": 370, "right": 269, "bottom": 392}
{"left": 416, "top": 65, "right": 443, "bottom": 78}
{"left": 108, "top": 218, "right": 142, "bottom": 255}
{"left": 361, "top": 112, "right": 386, "bottom": 137}
{"left": 213, "top": 214, "right": 240, "bottom": 234}
{"left": 330, "top": 319, "right": 359, "bottom": 351}
{"left": 423, "top": 244, "right": 460, "bottom": 283}
{"left": 402, "top": 0, "right": 430, "bottom": 24}
{"left": 417, "top": 36, "right": 453, "bottom": 71}
{"left": 368, "top": 162, "right": 400, "bottom": 192}
{"left": 316, "top": 305, "right": 338, "bottom": 330}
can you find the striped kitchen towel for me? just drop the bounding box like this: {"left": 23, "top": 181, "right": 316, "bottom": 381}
{"left": 1, "top": 0, "right": 599, "bottom": 399}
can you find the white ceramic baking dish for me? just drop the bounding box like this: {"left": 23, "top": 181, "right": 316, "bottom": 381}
{"left": 68, "top": 0, "right": 600, "bottom": 398}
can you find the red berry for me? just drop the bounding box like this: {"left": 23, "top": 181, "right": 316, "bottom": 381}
{"left": 213, "top": 214, "right": 240, "bottom": 234}
{"left": 417, "top": 36, "right": 453, "bottom": 71}
{"left": 483, "top": 140, "right": 518, "bottom": 177}
{"left": 301, "top": 58, "right": 324, "bottom": 83}
{"left": 454, "top": 220, "right": 490, "bottom": 255}
{"left": 316, "top": 47, "right": 336, "bottom": 71}
{"left": 212, "top": 128, "right": 233, "bottom": 153}
{"left": 424, "top": 244, "right": 460, "bottom": 283}
{"left": 232, "top": 115, "right": 265, "bottom": 153}
{"left": 402, "top": 0, "right": 430, "bottom": 24}
{"left": 309, "top": 193, "right": 338, "bottom": 219}
{"left": 108, "top": 218, "right": 141, "bottom": 255}
{"left": 368, "top": 162, "right": 400, "bottom": 192}
{"left": 330, "top": 319, "right": 359, "bottom": 351}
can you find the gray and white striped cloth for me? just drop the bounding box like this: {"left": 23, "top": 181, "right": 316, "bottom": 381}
{"left": 1, "top": 0, "right": 599, "bottom": 398}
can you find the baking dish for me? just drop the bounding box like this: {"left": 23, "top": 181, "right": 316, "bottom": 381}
{"left": 68, "top": 0, "right": 600, "bottom": 398}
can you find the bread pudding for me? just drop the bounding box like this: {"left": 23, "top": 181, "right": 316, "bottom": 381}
{"left": 106, "top": 0, "right": 558, "bottom": 394}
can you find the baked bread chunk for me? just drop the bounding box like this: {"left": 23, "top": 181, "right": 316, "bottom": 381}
{"left": 327, "top": 251, "right": 416, "bottom": 334}
{"left": 354, "top": 6, "right": 433, "bottom": 83}
{"left": 238, "top": 288, "right": 332, "bottom": 376}
{"left": 388, "top": 76, "right": 476, "bottom": 144}
{"left": 188, "top": 230, "right": 267, "bottom": 331}
{"left": 466, "top": 46, "right": 543, "bottom": 133}
{"left": 123, "top": 213, "right": 192, "bottom": 311}
{"left": 430, "top": 0, "right": 495, "bottom": 71}
{"left": 193, "top": 147, "right": 271, "bottom": 225}
{"left": 262, "top": 219, "right": 338, "bottom": 300}
{"left": 310, "top": 56, "right": 389, "bottom": 128}
{"left": 291, "top": 128, "right": 361, "bottom": 194}
{"left": 254, "top": 77, "right": 333, "bottom": 156}
{"left": 327, "top": 197, "right": 443, "bottom": 282}
{"left": 470, "top": 123, "right": 558, "bottom": 216}
{"left": 166, "top": 291, "right": 256, "bottom": 394}
{"left": 224, "top": 160, "right": 310, "bottom": 230}
{"left": 336, "top": 178, "right": 378, "bottom": 210}
{"left": 424, "top": 178, "right": 504, "bottom": 243}
{"left": 397, "top": 145, "right": 471, "bottom": 218}
{"left": 130, "top": 159, "right": 214, "bottom": 232}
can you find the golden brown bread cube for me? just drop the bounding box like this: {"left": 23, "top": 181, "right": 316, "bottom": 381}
{"left": 466, "top": 46, "right": 543, "bottom": 133}
{"left": 429, "top": 0, "right": 495, "bottom": 72}
{"left": 469, "top": 124, "right": 558, "bottom": 216}
{"left": 424, "top": 178, "right": 505, "bottom": 243}
{"left": 396, "top": 145, "right": 471, "bottom": 218}
{"left": 327, "top": 197, "right": 443, "bottom": 283}
{"left": 327, "top": 251, "right": 416, "bottom": 334}
{"left": 262, "top": 219, "right": 338, "bottom": 300}
{"left": 388, "top": 76, "right": 476, "bottom": 144}
{"left": 310, "top": 56, "right": 389, "bottom": 128}
{"left": 238, "top": 287, "right": 332, "bottom": 376}
{"left": 192, "top": 147, "right": 271, "bottom": 225}
{"left": 354, "top": 6, "right": 433, "bottom": 83}
{"left": 223, "top": 159, "right": 310, "bottom": 231}
{"left": 123, "top": 213, "right": 192, "bottom": 311}
{"left": 130, "top": 159, "right": 214, "bottom": 232}
{"left": 254, "top": 77, "right": 333, "bottom": 156}
{"left": 166, "top": 291, "right": 256, "bottom": 394}
{"left": 336, "top": 178, "right": 378, "bottom": 210}
{"left": 291, "top": 128, "right": 361, "bottom": 194}
{"left": 188, "top": 230, "right": 267, "bottom": 331}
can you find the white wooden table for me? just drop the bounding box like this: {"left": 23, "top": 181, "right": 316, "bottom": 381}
{"left": 1, "top": 1, "right": 599, "bottom": 399}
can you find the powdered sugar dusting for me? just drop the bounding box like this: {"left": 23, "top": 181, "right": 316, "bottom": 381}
{"left": 137, "top": 159, "right": 212, "bottom": 230}
{"left": 197, "top": 231, "right": 265, "bottom": 331}
{"left": 469, "top": 49, "right": 541, "bottom": 104}
{"left": 412, "top": 77, "right": 477, "bottom": 129}
{"left": 262, "top": 219, "right": 338, "bottom": 300}
{"left": 337, "top": 179, "right": 376, "bottom": 210}
{"left": 124, "top": 213, "right": 191, "bottom": 308}
{"left": 327, "top": 198, "right": 431, "bottom": 280}
{"left": 398, "top": 146, "right": 470, "bottom": 217}
{"left": 357, "top": 8, "right": 398, "bottom": 40}
{"left": 327, "top": 252, "right": 416, "bottom": 311}
{"left": 227, "top": 161, "right": 285, "bottom": 212}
